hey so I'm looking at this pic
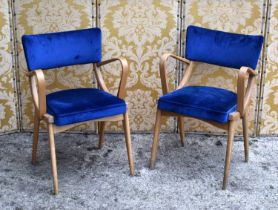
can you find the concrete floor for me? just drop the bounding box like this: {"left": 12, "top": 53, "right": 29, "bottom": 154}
{"left": 0, "top": 132, "right": 277, "bottom": 210}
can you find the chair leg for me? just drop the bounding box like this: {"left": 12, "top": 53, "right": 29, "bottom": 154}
{"left": 178, "top": 116, "right": 185, "bottom": 147}
{"left": 48, "top": 123, "right": 59, "bottom": 195}
{"left": 98, "top": 122, "right": 105, "bottom": 149}
{"left": 222, "top": 120, "right": 236, "bottom": 190}
{"left": 150, "top": 109, "right": 162, "bottom": 169}
{"left": 242, "top": 113, "right": 249, "bottom": 162}
{"left": 122, "top": 113, "right": 135, "bottom": 176}
{"left": 32, "top": 113, "right": 40, "bottom": 165}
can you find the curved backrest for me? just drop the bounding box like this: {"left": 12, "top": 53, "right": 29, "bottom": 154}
{"left": 185, "top": 25, "right": 264, "bottom": 70}
{"left": 22, "top": 28, "right": 102, "bottom": 71}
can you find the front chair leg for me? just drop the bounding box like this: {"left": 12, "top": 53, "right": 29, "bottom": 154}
{"left": 122, "top": 113, "right": 135, "bottom": 176}
{"left": 178, "top": 116, "right": 185, "bottom": 147}
{"left": 150, "top": 109, "right": 162, "bottom": 169}
{"left": 223, "top": 120, "right": 236, "bottom": 190}
{"left": 242, "top": 113, "right": 249, "bottom": 162}
{"left": 98, "top": 122, "right": 106, "bottom": 149}
{"left": 48, "top": 123, "right": 59, "bottom": 195}
{"left": 32, "top": 112, "right": 40, "bottom": 165}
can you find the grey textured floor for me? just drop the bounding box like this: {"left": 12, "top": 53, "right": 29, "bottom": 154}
{"left": 0, "top": 133, "right": 277, "bottom": 210}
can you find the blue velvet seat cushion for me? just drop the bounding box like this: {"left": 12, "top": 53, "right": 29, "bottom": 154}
{"left": 46, "top": 88, "right": 126, "bottom": 126}
{"left": 158, "top": 86, "right": 237, "bottom": 123}
{"left": 22, "top": 28, "right": 102, "bottom": 71}
{"left": 186, "top": 25, "right": 264, "bottom": 70}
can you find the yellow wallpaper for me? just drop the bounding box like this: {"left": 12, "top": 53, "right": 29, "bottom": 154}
{"left": 0, "top": 0, "right": 277, "bottom": 135}
{"left": 260, "top": 0, "right": 278, "bottom": 135}
{"left": 182, "top": 0, "right": 265, "bottom": 135}
{"left": 14, "top": 0, "right": 96, "bottom": 132}
{"left": 99, "top": 0, "right": 179, "bottom": 132}
{"left": 0, "top": 0, "right": 17, "bottom": 132}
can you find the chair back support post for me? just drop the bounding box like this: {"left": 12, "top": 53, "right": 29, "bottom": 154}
{"left": 93, "top": 63, "right": 109, "bottom": 92}
{"left": 28, "top": 70, "right": 46, "bottom": 119}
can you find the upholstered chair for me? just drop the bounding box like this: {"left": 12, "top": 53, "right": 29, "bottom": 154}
{"left": 150, "top": 25, "right": 263, "bottom": 189}
{"left": 22, "top": 28, "right": 134, "bottom": 194}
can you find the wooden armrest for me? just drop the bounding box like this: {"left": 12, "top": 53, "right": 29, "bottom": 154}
{"left": 27, "top": 70, "right": 46, "bottom": 119}
{"left": 96, "top": 57, "right": 128, "bottom": 99}
{"left": 237, "top": 66, "right": 257, "bottom": 116}
{"left": 160, "top": 53, "right": 193, "bottom": 95}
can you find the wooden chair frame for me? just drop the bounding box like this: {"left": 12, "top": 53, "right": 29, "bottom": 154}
{"left": 150, "top": 53, "right": 257, "bottom": 189}
{"left": 28, "top": 57, "right": 134, "bottom": 194}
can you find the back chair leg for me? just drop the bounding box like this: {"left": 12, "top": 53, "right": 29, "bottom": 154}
{"left": 223, "top": 120, "right": 236, "bottom": 190}
{"left": 32, "top": 113, "right": 40, "bottom": 165}
{"left": 242, "top": 113, "right": 249, "bottom": 162}
{"left": 122, "top": 113, "right": 135, "bottom": 176}
{"left": 150, "top": 109, "right": 162, "bottom": 169}
{"left": 178, "top": 116, "right": 185, "bottom": 147}
{"left": 98, "top": 122, "right": 106, "bottom": 149}
{"left": 48, "top": 123, "right": 59, "bottom": 195}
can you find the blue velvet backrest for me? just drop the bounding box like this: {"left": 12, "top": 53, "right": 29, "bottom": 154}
{"left": 22, "top": 28, "right": 102, "bottom": 71}
{"left": 185, "top": 25, "right": 264, "bottom": 70}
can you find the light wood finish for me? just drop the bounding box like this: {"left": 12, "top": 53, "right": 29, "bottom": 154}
{"left": 122, "top": 113, "right": 135, "bottom": 176}
{"left": 159, "top": 53, "right": 193, "bottom": 95}
{"left": 150, "top": 109, "right": 162, "bottom": 169}
{"left": 151, "top": 53, "right": 257, "bottom": 189}
{"left": 31, "top": 112, "right": 40, "bottom": 165}
{"left": 48, "top": 123, "right": 58, "bottom": 195}
{"left": 52, "top": 115, "right": 123, "bottom": 134}
{"left": 96, "top": 57, "right": 128, "bottom": 99}
{"left": 98, "top": 122, "right": 105, "bottom": 149}
{"left": 223, "top": 120, "right": 236, "bottom": 190}
{"left": 242, "top": 112, "right": 249, "bottom": 162}
{"left": 237, "top": 66, "right": 257, "bottom": 117}
{"left": 93, "top": 63, "right": 109, "bottom": 92}
{"left": 28, "top": 70, "right": 46, "bottom": 119}
{"left": 176, "top": 61, "right": 195, "bottom": 90}
{"left": 27, "top": 57, "right": 133, "bottom": 194}
{"left": 229, "top": 112, "right": 241, "bottom": 121}
{"left": 161, "top": 110, "right": 231, "bottom": 130}
{"left": 178, "top": 116, "right": 185, "bottom": 147}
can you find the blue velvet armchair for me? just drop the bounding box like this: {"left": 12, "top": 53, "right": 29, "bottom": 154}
{"left": 150, "top": 25, "right": 264, "bottom": 189}
{"left": 22, "top": 28, "right": 134, "bottom": 194}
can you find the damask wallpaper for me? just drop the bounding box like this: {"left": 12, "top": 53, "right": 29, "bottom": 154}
{"left": 0, "top": 0, "right": 277, "bottom": 135}
{"left": 260, "top": 0, "right": 278, "bottom": 135}
{"left": 99, "top": 0, "right": 179, "bottom": 132}
{"left": 0, "top": 0, "right": 17, "bottom": 132}
{"left": 182, "top": 0, "right": 265, "bottom": 135}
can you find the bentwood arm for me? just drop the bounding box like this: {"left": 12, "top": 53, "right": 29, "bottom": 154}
{"left": 96, "top": 58, "right": 128, "bottom": 99}
{"left": 28, "top": 70, "right": 46, "bottom": 119}
{"left": 237, "top": 66, "right": 257, "bottom": 117}
{"left": 159, "top": 53, "right": 194, "bottom": 95}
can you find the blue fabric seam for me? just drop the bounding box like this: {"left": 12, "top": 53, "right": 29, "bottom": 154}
{"left": 47, "top": 103, "right": 126, "bottom": 118}
{"left": 159, "top": 98, "right": 236, "bottom": 114}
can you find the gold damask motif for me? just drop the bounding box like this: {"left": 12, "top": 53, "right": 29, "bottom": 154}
{"left": 0, "top": 0, "right": 17, "bottom": 132}
{"left": 99, "top": 0, "right": 179, "bottom": 132}
{"left": 260, "top": 1, "right": 278, "bottom": 135}
{"left": 14, "top": 0, "right": 96, "bottom": 131}
{"left": 1, "top": 0, "right": 277, "bottom": 135}
{"left": 183, "top": 0, "right": 264, "bottom": 135}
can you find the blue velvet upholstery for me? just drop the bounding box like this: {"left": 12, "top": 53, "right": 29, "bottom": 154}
{"left": 46, "top": 88, "right": 126, "bottom": 126}
{"left": 158, "top": 86, "right": 237, "bottom": 123}
{"left": 186, "top": 25, "right": 264, "bottom": 69}
{"left": 22, "top": 28, "right": 102, "bottom": 71}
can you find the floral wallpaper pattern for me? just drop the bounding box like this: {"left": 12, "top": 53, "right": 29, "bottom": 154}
{"left": 0, "top": 0, "right": 277, "bottom": 135}
{"left": 0, "top": 0, "right": 17, "bottom": 132}
{"left": 260, "top": 0, "right": 278, "bottom": 135}
{"left": 99, "top": 0, "right": 179, "bottom": 131}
